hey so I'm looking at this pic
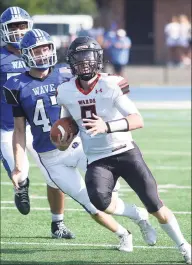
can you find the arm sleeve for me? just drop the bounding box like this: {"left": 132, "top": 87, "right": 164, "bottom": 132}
{"left": 12, "top": 105, "right": 26, "bottom": 118}
{"left": 3, "top": 77, "right": 21, "bottom": 105}
{"left": 112, "top": 82, "right": 140, "bottom": 116}
{"left": 115, "top": 95, "right": 141, "bottom": 117}
{"left": 56, "top": 84, "right": 65, "bottom": 106}
{"left": 60, "top": 105, "right": 71, "bottom": 118}
{"left": 3, "top": 86, "right": 20, "bottom": 105}
{"left": 3, "top": 77, "right": 26, "bottom": 118}
{"left": 56, "top": 84, "right": 71, "bottom": 118}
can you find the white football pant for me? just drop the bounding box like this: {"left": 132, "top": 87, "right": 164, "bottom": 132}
{"left": 38, "top": 147, "right": 99, "bottom": 214}
{"left": 0, "top": 126, "right": 50, "bottom": 185}
{"left": 48, "top": 136, "right": 121, "bottom": 192}
{"left": 1, "top": 128, "right": 120, "bottom": 197}
{"left": 38, "top": 136, "right": 120, "bottom": 214}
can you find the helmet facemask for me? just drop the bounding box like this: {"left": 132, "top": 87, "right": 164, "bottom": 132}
{"left": 68, "top": 50, "right": 103, "bottom": 81}
{"left": 1, "top": 20, "right": 33, "bottom": 48}
{"left": 22, "top": 42, "right": 57, "bottom": 69}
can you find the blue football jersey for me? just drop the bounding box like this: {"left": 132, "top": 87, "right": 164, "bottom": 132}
{"left": 0, "top": 46, "right": 28, "bottom": 131}
{"left": 4, "top": 67, "right": 72, "bottom": 153}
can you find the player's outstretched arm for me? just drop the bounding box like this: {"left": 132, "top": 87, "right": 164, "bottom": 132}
{"left": 12, "top": 117, "right": 26, "bottom": 188}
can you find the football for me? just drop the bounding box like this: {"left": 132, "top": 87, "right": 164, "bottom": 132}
{"left": 50, "top": 117, "right": 79, "bottom": 144}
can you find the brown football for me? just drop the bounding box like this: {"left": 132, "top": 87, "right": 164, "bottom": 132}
{"left": 50, "top": 117, "right": 79, "bottom": 144}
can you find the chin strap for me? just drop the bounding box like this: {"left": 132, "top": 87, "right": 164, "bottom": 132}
{"left": 79, "top": 73, "right": 96, "bottom": 81}
{"left": 9, "top": 42, "right": 20, "bottom": 49}
{"left": 37, "top": 67, "right": 49, "bottom": 72}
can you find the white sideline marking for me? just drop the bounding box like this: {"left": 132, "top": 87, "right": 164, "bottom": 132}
{"left": 1, "top": 201, "right": 14, "bottom": 204}
{"left": 119, "top": 189, "right": 168, "bottom": 194}
{"left": 143, "top": 151, "right": 190, "bottom": 156}
{"left": 0, "top": 207, "right": 191, "bottom": 214}
{"left": 137, "top": 139, "right": 191, "bottom": 143}
{"left": 145, "top": 123, "right": 190, "bottom": 127}
{"left": 0, "top": 241, "right": 177, "bottom": 249}
{"left": 121, "top": 184, "right": 191, "bottom": 189}
{"left": 37, "top": 164, "right": 191, "bottom": 169}
{"left": 135, "top": 101, "right": 191, "bottom": 110}
{"left": 1, "top": 182, "right": 191, "bottom": 188}
{"left": 1, "top": 181, "right": 46, "bottom": 186}
{"left": 150, "top": 166, "right": 191, "bottom": 170}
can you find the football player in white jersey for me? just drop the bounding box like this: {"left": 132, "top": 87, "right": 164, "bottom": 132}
{"left": 5, "top": 29, "right": 158, "bottom": 252}
{"left": 56, "top": 36, "right": 191, "bottom": 263}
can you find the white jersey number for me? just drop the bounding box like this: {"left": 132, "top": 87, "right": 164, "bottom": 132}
{"left": 7, "top": 73, "right": 21, "bottom": 80}
{"left": 81, "top": 104, "right": 97, "bottom": 129}
{"left": 80, "top": 104, "right": 97, "bottom": 119}
{"left": 33, "top": 96, "right": 59, "bottom": 132}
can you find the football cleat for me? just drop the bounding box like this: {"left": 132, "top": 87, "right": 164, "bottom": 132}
{"left": 179, "top": 243, "right": 191, "bottom": 264}
{"left": 51, "top": 220, "right": 75, "bottom": 239}
{"left": 117, "top": 231, "right": 133, "bottom": 252}
{"left": 137, "top": 220, "right": 157, "bottom": 246}
{"left": 14, "top": 178, "right": 30, "bottom": 215}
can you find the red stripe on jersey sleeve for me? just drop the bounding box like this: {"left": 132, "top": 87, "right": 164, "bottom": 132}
{"left": 118, "top": 78, "right": 130, "bottom": 94}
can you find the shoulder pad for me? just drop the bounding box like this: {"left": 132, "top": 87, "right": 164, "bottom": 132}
{"left": 3, "top": 76, "right": 21, "bottom": 105}
{"left": 100, "top": 73, "right": 130, "bottom": 94}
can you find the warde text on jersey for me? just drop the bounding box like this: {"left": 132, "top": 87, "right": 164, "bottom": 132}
{"left": 78, "top": 98, "right": 96, "bottom": 105}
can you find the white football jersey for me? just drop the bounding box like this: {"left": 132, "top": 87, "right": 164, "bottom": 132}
{"left": 57, "top": 73, "right": 140, "bottom": 164}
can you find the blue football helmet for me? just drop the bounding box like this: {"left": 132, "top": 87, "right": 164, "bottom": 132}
{"left": 0, "top": 6, "right": 33, "bottom": 48}
{"left": 20, "top": 29, "right": 57, "bottom": 69}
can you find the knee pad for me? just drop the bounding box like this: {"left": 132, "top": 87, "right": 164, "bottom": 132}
{"left": 89, "top": 190, "right": 112, "bottom": 211}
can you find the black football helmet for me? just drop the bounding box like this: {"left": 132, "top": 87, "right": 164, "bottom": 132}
{"left": 67, "top": 36, "right": 103, "bottom": 81}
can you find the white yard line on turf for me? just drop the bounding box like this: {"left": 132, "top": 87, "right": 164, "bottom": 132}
{"left": 143, "top": 151, "right": 190, "bottom": 156}
{"left": 8, "top": 164, "right": 192, "bottom": 170}
{"left": 0, "top": 241, "right": 177, "bottom": 249}
{"left": 120, "top": 184, "right": 191, "bottom": 189}
{"left": 137, "top": 139, "right": 191, "bottom": 143}
{"left": 0, "top": 207, "right": 191, "bottom": 214}
{"left": 135, "top": 101, "right": 191, "bottom": 109}
{"left": 1, "top": 182, "right": 190, "bottom": 187}
{"left": 150, "top": 166, "right": 191, "bottom": 170}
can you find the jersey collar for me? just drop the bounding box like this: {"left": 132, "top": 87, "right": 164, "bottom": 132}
{"left": 75, "top": 74, "right": 100, "bottom": 95}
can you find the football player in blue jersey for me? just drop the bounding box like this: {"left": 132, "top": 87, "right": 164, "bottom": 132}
{"left": 4, "top": 29, "right": 158, "bottom": 251}
{"left": 0, "top": 7, "right": 74, "bottom": 239}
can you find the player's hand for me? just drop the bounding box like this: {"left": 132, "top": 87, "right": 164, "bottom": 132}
{"left": 82, "top": 113, "right": 108, "bottom": 136}
{"left": 11, "top": 169, "right": 22, "bottom": 189}
{"left": 54, "top": 133, "right": 74, "bottom": 151}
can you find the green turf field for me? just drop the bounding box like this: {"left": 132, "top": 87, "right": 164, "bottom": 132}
{"left": 1, "top": 109, "right": 191, "bottom": 265}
